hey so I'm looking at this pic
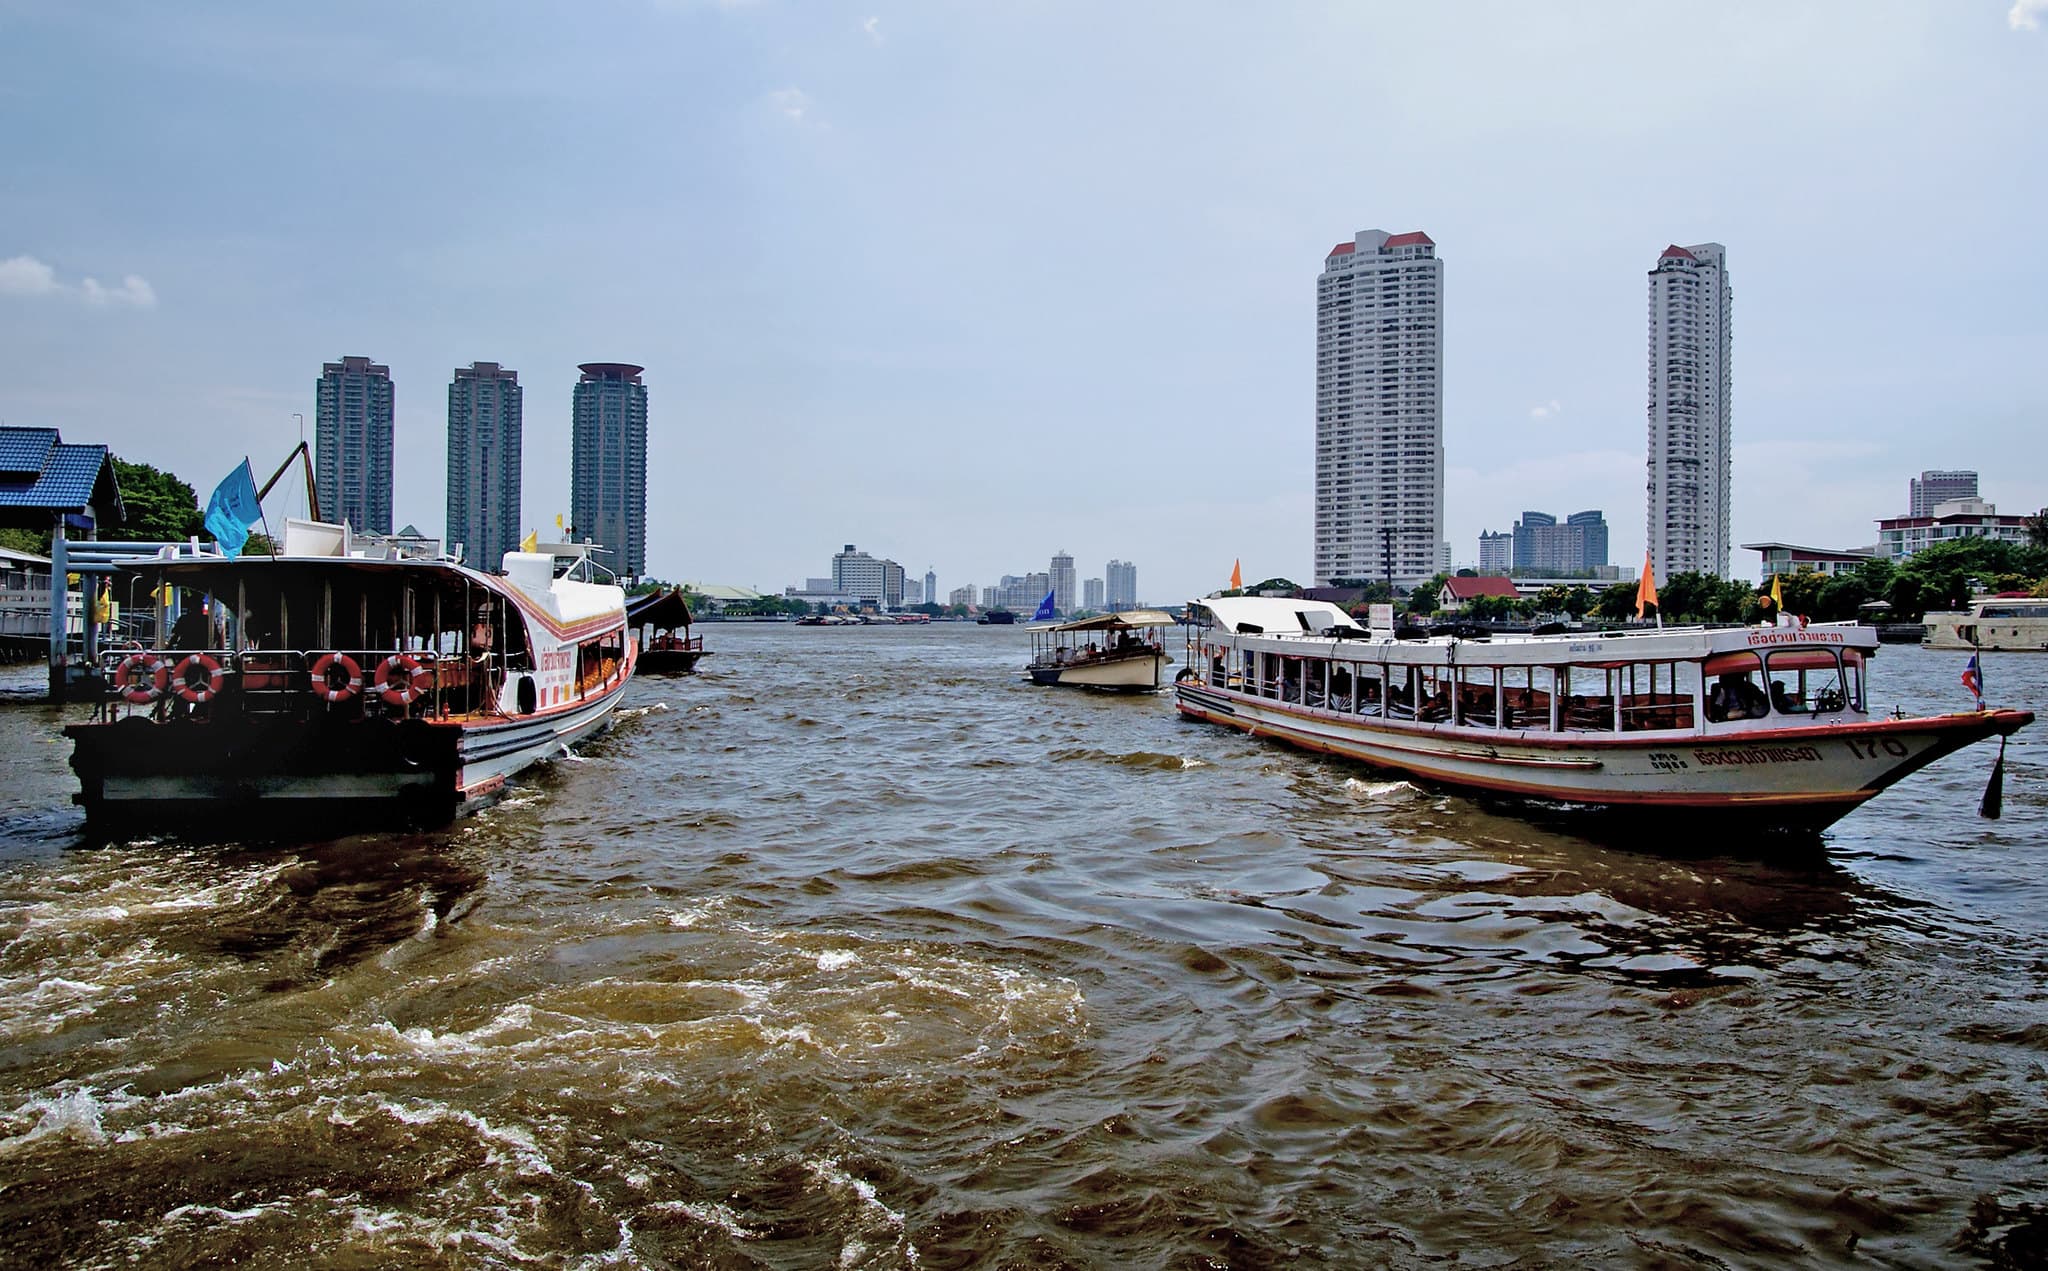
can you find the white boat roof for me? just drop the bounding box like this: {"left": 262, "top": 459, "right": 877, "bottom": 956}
{"left": 1033, "top": 609, "right": 1177, "bottom": 633}
{"left": 1195, "top": 595, "right": 1365, "bottom": 635}
{"left": 1191, "top": 596, "right": 1879, "bottom": 665}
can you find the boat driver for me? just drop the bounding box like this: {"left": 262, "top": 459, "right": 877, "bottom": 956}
{"left": 1708, "top": 671, "right": 1769, "bottom": 722}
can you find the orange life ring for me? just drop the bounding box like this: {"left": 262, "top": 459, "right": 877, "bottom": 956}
{"left": 376, "top": 653, "right": 429, "bottom": 706}
{"left": 172, "top": 653, "right": 226, "bottom": 704}
{"left": 115, "top": 653, "right": 166, "bottom": 704}
{"left": 309, "top": 652, "right": 363, "bottom": 703}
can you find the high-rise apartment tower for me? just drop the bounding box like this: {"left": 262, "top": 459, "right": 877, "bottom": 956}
{"left": 1646, "top": 243, "right": 1732, "bottom": 578}
{"left": 1106, "top": 559, "right": 1137, "bottom": 611}
{"left": 1050, "top": 550, "right": 1076, "bottom": 617}
{"left": 1315, "top": 230, "right": 1443, "bottom": 588}
{"left": 315, "top": 355, "right": 395, "bottom": 534}
{"left": 569, "top": 362, "right": 648, "bottom": 579}
{"left": 1909, "top": 470, "right": 1978, "bottom": 517}
{"left": 445, "top": 362, "right": 523, "bottom": 571}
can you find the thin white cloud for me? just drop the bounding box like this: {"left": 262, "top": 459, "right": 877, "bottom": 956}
{"left": 0, "top": 255, "right": 156, "bottom": 307}
{"left": 2011, "top": 0, "right": 2046, "bottom": 31}
{"left": 1529, "top": 399, "right": 1562, "bottom": 419}
{"left": 766, "top": 87, "right": 812, "bottom": 123}
{"left": 862, "top": 16, "right": 883, "bottom": 45}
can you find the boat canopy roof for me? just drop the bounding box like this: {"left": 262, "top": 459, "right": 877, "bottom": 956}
{"left": 1038, "top": 608, "right": 1177, "bottom": 633}
{"left": 1194, "top": 595, "right": 1365, "bottom": 635}
{"left": 626, "top": 588, "right": 693, "bottom": 631}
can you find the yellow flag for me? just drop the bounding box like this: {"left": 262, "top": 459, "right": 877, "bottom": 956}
{"left": 554, "top": 513, "right": 564, "bottom": 531}
{"left": 94, "top": 585, "right": 113, "bottom": 624}
{"left": 1230, "top": 559, "right": 1243, "bottom": 590}
{"left": 520, "top": 530, "right": 539, "bottom": 554}
{"left": 1634, "top": 551, "right": 1658, "bottom": 618}
{"left": 1769, "top": 574, "right": 1783, "bottom": 610}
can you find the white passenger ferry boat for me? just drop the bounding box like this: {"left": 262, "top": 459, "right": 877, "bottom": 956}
{"left": 67, "top": 519, "right": 634, "bottom": 830}
{"left": 1175, "top": 596, "right": 2031, "bottom": 833}
{"left": 1026, "top": 610, "right": 1175, "bottom": 691}
{"left": 1923, "top": 596, "right": 2048, "bottom": 652}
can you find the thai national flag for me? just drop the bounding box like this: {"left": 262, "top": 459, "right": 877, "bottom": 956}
{"left": 1961, "top": 654, "right": 1983, "bottom": 705}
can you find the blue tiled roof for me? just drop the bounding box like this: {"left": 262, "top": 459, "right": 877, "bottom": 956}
{"left": 0, "top": 427, "right": 58, "bottom": 478}
{"left": 0, "top": 428, "right": 122, "bottom": 522}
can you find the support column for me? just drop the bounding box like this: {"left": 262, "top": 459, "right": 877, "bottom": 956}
{"left": 47, "top": 516, "right": 67, "bottom": 700}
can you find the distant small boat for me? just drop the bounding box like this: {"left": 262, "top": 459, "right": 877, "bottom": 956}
{"left": 977, "top": 610, "right": 1017, "bottom": 625}
{"left": 626, "top": 588, "right": 708, "bottom": 674}
{"left": 1025, "top": 610, "right": 1175, "bottom": 691}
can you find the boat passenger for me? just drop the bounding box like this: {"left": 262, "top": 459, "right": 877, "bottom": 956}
{"left": 1707, "top": 672, "right": 1768, "bottom": 722}
{"left": 1769, "top": 679, "right": 1801, "bottom": 715}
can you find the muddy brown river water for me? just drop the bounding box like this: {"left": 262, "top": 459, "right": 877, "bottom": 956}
{"left": 1, "top": 626, "right": 2044, "bottom": 1267}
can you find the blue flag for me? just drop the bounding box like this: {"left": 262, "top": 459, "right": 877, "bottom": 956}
{"left": 204, "top": 459, "right": 263, "bottom": 559}
{"left": 1032, "top": 590, "right": 1056, "bottom": 621}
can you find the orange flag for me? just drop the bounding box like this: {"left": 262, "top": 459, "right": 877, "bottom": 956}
{"left": 1230, "top": 559, "right": 1243, "bottom": 590}
{"left": 1634, "top": 551, "right": 1658, "bottom": 619}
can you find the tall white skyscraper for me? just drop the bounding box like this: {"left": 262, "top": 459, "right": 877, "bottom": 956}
{"left": 1105, "top": 559, "right": 1137, "bottom": 611}
{"left": 1049, "top": 550, "right": 1076, "bottom": 616}
{"left": 1315, "top": 229, "right": 1443, "bottom": 588}
{"left": 1646, "top": 243, "right": 1732, "bottom": 578}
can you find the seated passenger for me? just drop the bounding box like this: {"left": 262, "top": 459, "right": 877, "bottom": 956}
{"left": 1708, "top": 672, "right": 1768, "bottom": 722}
{"left": 1769, "top": 679, "right": 1801, "bottom": 715}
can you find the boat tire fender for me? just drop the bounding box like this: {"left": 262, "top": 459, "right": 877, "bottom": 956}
{"left": 310, "top": 652, "right": 364, "bottom": 703}
{"left": 172, "top": 653, "right": 226, "bottom": 704}
{"left": 376, "top": 654, "right": 428, "bottom": 707}
{"left": 1174, "top": 666, "right": 1197, "bottom": 684}
{"left": 115, "top": 653, "right": 167, "bottom": 704}
{"left": 515, "top": 674, "right": 538, "bottom": 715}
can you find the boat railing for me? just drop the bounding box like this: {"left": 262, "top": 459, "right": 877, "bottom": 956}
{"left": 94, "top": 647, "right": 497, "bottom": 723}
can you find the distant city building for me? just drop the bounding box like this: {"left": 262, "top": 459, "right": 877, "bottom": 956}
{"left": 1050, "top": 550, "right": 1076, "bottom": 617}
{"left": 947, "top": 585, "right": 976, "bottom": 609}
{"left": 1083, "top": 577, "right": 1105, "bottom": 610}
{"left": 1512, "top": 509, "right": 1609, "bottom": 574}
{"left": 987, "top": 572, "right": 1050, "bottom": 612}
{"left": 445, "top": 362, "right": 522, "bottom": 572}
{"left": 1437, "top": 575, "right": 1519, "bottom": 614}
{"left": 1315, "top": 229, "right": 1443, "bottom": 587}
{"left": 1909, "top": 470, "right": 1978, "bottom": 517}
{"left": 569, "top": 362, "right": 648, "bottom": 578}
{"left": 1646, "top": 242, "right": 1732, "bottom": 578}
{"left": 831, "top": 544, "right": 907, "bottom": 608}
{"left": 1477, "top": 531, "right": 1512, "bottom": 574}
{"left": 1877, "top": 498, "right": 2031, "bottom": 562}
{"left": 1106, "top": 559, "right": 1137, "bottom": 611}
{"left": 924, "top": 568, "right": 937, "bottom": 608}
{"left": 1742, "top": 541, "right": 1880, "bottom": 583}
{"left": 315, "top": 355, "right": 395, "bottom": 534}
{"left": 903, "top": 578, "right": 923, "bottom": 606}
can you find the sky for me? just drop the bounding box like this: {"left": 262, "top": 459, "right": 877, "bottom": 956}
{"left": 2, "top": 0, "right": 2044, "bottom": 605}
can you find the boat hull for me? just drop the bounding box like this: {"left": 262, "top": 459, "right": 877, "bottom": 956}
{"left": 1175, "top": 681, "right": 2029, "bottom": 833}
{"left": 66, "top": 677, "right": 630, "bottom": 832}
{"left": 1029, "top": 652, "right": 1171, "bottom": 691}
{"left": 637, "top": 649, "right": 708, "bottom": 675}
{"left": 1924, "top": 614, "right": 2048, "bottom": 651}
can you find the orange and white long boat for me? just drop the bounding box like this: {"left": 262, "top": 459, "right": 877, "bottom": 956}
{"left": 1175, "top": 596, "right": 2031, "bottom": 834}
{"left": 67, "top": 519, "right": 634, "bottom": 830}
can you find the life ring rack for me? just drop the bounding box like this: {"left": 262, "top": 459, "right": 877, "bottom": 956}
{"left": 309, "top": 652, "right": 364, "bottom": 703}
{"left": 114, "top": 653, "right": 168, "bottom": 704}
{"left": 375, "top": 653, "right": 430, "bottom": 707}
{"left": 171, "top": 653, "right": 227, "bottom": 705}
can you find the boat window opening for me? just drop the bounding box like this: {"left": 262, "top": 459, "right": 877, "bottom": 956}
{"left": 1501, "top": 665, "right": 1550, "bottom": 730}
{"left": 1765, "top": 649, "right": 1849, "bottom": 716}
{"left": 1559, "top": 665, "right": 1616, "bottom": 732}
{"left": 1620, "top": 661, "right": 1695, "bottom": 731}
{"left": 1417, "top": 667, "right": 1453, "bottom": 724}
{"left": 1330, "top": 662, "right": 1354, "bottom": 713}
{"left": 1281, "top": 657, "right": 1304, "bottom": 704}
{"left": 1355, "top": 663, "right": 1386, "bottom": 717}
{"left": 1456, "top": 665, "right": 1499, "bottom": 728}
{"left": 1845, "top": 650, "right": 1865, "bottom": 712}
{"left": 1384, "top": 665, "right": 1415, "bottom": 719}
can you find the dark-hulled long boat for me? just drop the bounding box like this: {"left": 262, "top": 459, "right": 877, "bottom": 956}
{"left": 67, "top": 519, "right": 634, "bottom": 830}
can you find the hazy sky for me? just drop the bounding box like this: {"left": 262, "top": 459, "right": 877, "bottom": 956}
{"left": 3, "top": 1, "right": 2044, "bottom": 603}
